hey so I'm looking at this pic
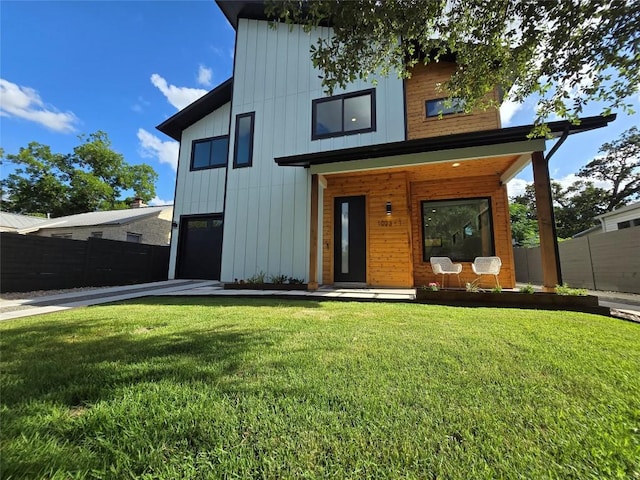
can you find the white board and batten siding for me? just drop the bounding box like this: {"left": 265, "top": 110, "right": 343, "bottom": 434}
{"left": 222, "top": 19, "right": 405, "bottom": 282}
{"left": 168, "top": 103, "right": 231, "bottom": 278}
{"left": 600, "top": 205, "right": 640, "bottom": 232}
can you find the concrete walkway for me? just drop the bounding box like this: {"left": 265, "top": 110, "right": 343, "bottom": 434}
{"left": 0, "top": 280, "right": 217, "bottom": 321}
{"left": 2, "top": 280, "right": 639, "bottom": 322}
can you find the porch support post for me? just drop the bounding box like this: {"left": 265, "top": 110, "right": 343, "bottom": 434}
{"left": 308, "top": 173, "right": 319, "bottom": 290}
{"left": 531, "top": 150, "right": 562, "bottom": 291}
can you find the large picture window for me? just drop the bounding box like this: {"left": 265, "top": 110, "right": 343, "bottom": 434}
{"left": 421, "top": 198, "right": 494, "bottom": 262}
{"left": 312, "top": 89, "right": 376, "bottom": 140}
{"left": 190, "top": 136, "right": 229, "bottom": 171}
{"left": 233, "top": 112, "right": 255, "bottom": 168}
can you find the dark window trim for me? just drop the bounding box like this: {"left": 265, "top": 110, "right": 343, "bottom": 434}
{"left": 189, "top": 135, "right": 230, "bottom": 171}
{"left": 233, "top": 111, "right": 255, "bottom": 169}
{"left": 312, "top": 88, "right": 376, "bottom": 140}
{"left": 421, "top": 196, "right": 495, "bottom": 263}
{"left": 425, "top": 97, "right": 466, "bottom": 118}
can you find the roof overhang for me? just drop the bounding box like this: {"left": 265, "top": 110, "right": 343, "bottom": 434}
{"left": 156, "top": 78, "right": 233, "bottom": 141}
{"left": 216, "top": 0, "right": 267, "bottom": 30}
{"left": 274, "top": 115, "right": 616, "bottom": 170}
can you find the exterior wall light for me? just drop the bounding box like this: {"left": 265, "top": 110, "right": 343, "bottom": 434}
{"left": 172, "top": 221, "right": 179, "bottom": 229}
{"left": 386, "top": 201, "right": 392, "bottom": 215}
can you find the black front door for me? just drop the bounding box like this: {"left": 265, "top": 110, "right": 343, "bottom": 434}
{"left": 334, "top": 196, "right": 366, "bottom": 282}
{"left": 176, "top": 215, "right": 223, "bottom": 280}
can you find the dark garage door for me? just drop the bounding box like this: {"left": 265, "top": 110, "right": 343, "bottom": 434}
{"left": 177, "top": 215, "right": 223, "bottom": 280}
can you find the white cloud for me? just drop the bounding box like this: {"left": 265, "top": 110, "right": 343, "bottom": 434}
{"left": 0, "top": 78, "right": 78, "bottom": 132}
{"left": 150, "top": 73, "right": 207, "bottom": 110}
{"left": 137, "top": 128, "right": 179, "bottom": 171}
{"left": 197, "top": 65, "right": 213, "bottom": 87}
{"left": 149, "top": 196, "right": 173, "bottom": 206}
{"left": 507, "top": 177, "right": 530, "bottom": 198}
{"left": 507, "top": 172, "right": 613, "bottom": 200}
{"left": 500, "top": 98, "right": 524, "bottom": 127}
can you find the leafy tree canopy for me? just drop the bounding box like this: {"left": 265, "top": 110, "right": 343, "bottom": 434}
{"left": 511, "top": 127, "right": 639, "bottom": 239}
{"left": 1, "top": 131, "right": 158, "bottom": 217}
{"left": 266, "top": 0, "right": 639, "bottom": 130}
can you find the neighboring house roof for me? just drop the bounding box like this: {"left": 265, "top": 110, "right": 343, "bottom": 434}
{"left": 595, "top": 201, "right": 640, "bottom": 221}
{"left": 156, "top": 78, "right": 233, "bottom": 141}
{"left": 275, "top": 115, "right": 616, "bottom": 167}
{"left": 572, "top": 225, "right": 602, "bottom": 238}
{"left": 16, "top": 206, "right": 173, "bottom": 234}
{"left": 0, "top": 212, "right": 49, "bottom": 231}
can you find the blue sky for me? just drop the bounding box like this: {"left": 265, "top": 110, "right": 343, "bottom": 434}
{"left": 1, "top": 1, "right": 638, "bottom": 206}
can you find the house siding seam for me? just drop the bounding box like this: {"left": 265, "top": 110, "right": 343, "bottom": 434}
{"left": 405, "top": 62, "right": 501, "bottom": 140}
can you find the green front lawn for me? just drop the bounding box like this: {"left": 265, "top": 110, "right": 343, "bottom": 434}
{"left": 1, "top": 298, "right": 638, "bottom": 479}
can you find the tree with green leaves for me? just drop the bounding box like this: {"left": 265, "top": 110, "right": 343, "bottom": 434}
{"left": 1, "top": 131, "right": 158, "bottom": 217}
{"left": 266, "top": 0, "right": 639, "bottom": 128}
{"left": 510, "top": 127, "right": 640, "bottom": 238}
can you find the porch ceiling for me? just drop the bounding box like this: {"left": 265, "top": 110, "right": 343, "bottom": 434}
{"left": 320, "top": 154, "right": 522, "bottom": 182}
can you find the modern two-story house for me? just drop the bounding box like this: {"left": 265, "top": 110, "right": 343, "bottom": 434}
{"left": 157, "top": 0, "right": 614, "bottom": 290}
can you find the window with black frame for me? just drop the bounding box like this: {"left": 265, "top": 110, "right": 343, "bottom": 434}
{"left": 190, "top": 136, "right": 229, "bottom": 171}
{"left": 312, "top": 89, "right": 375, "bottom": 139}
{"left": 422, "top": 198, "right": 494, "bottom": 262}
{"left": 233, "top": 112, "right": 255, "bottom": 168}
{"left": 425, "top": 97, "right": 466, "bottom": 117}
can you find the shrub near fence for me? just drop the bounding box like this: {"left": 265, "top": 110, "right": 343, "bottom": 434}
{"left": 513, "top": 227, "right": 640, "bottom": 294}
{"left": 0, "top": 233, "right": 169, "bottom": 293}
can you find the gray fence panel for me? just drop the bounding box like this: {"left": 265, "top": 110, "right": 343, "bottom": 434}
{"left": 558, "top": 237, "right": 595, "bottom": 290}
{"left": 513, "top": 227, "right": 640, "bottom": 293}
{"left": 589, "top": 229, "right": 640, "bottom": 294}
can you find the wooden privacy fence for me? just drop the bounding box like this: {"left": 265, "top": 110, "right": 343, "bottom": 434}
{"left": 514, "top": 228, "right": 640, "bottom": 294}
{"left": 0, "top": 233, "right": 169, "bottom": 293}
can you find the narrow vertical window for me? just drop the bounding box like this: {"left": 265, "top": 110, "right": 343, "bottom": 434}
{"left": 341, "top": 202, "right": 349, "bottom": 274}
{"left": 233, "top": 112, "right": 255, "bottom": 168}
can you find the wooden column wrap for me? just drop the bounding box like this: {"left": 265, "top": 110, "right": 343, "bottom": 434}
{"left": 308, "top": 174, "right": 319, "bottom": 290}
{"left": 531, "top": 150, "right": 561, "bottom": 291}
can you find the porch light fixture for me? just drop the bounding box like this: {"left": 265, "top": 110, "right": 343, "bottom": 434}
{"left": 172, "top": 221, "right": 178, "bottom": 229}
{"left": 452, "top": 162, "right": 461, "bottom": 167}
{"left": 386, "top": 201, "right": 392, "bottom": 215}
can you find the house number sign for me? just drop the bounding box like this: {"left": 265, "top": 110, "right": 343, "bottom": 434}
{"left": 377, "top": 219, "right": 402, "bottom": 227}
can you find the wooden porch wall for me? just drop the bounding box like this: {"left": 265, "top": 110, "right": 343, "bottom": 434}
{"left": 409, "top": 174, "right": 516, "bottom": 289}
{"left": 322, "top": 171, "right": 413, "bottom": 287}
{"left": 405, "top": 62, "right": 501, "bottom": 140}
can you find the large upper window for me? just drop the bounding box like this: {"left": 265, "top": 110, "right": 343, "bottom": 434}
{"left": 425, "top": 97, "right": 466, "bottom": 118}
{"left": 191, "top": 136, "right": 229, "bottom": 171}
{"left": 312, "top": 89, "right": 376, "bottom": 140}
{"left": 233, "top": 112, "right": 255, "bottom": 168}
{"left": 421, "top": 198, "right": 494, "bottom": 262}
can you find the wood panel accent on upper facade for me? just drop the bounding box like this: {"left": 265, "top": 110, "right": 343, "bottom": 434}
{"left": 405, "top": 62, "right": 501, "bottom": 140}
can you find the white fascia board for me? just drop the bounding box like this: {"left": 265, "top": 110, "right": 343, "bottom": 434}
{"left": 309, "top": 139, "right": 547, "bottom": 175}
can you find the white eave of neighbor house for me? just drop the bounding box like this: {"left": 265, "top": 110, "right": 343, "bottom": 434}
{"left": 595, "top": 201, "right": 640, "bottom": 223}
{"left": 13, "top": 206, "right": 173, "bottom": 234}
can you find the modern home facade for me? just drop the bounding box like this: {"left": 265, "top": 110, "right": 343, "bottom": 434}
{"left": 158, "top": 0, "right": 614, "bottom": 289}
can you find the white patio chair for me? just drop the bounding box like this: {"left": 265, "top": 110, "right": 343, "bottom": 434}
{"left": 472, "top": 256, "right": 502, "bottom": 287}
{"left": 430, "top": 256, "right": 462, "bottom": 288}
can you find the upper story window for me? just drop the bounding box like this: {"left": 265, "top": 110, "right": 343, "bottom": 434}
{"left": 233, "top": 112, "right": 255, "bottom": 168}
{"left": 312, "top": 89, "right": 376, "bottom": 140}
{"left": 425, "top": 97, "right": 466, "bottom": 118}
{"left": 191, "top": 136, "right": 229, "bottom": 171}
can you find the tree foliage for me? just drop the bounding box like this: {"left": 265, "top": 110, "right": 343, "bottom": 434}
{"left": 511, "top": 127, "right": 640, "bottom": 239}
{"left": 1, "top": 131, "right": 158, "bottom": 217}
{"left": 266, "top": 0, "right": 639, "bottom": 127}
